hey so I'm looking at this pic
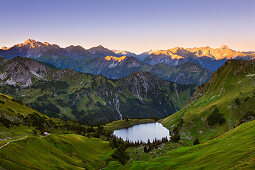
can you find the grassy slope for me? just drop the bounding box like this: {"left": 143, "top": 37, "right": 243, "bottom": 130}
{"left": 106, "top": 120, "right": 255, "bottom": 169}
{"left": 0, "top": 92, "right": 47, "bottom": 118}
{"left": 0, "top": 93, "right": 115, "bottom": 169}
{"left": 0, "top": 134, "right": 114, "bottom": 170}
{"left": 161, "top": 60, "right": 255, "bottom": 143}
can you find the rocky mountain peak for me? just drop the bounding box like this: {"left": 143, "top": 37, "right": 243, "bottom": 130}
{"left": 65, "top": 45, "right": 86, "bottom": 52}
{"left": 88, "top": 45, "right": 115, "bottom": 57}
{"left": 1, "top": 46, "right": 10, "bottom": 50}
{"left": 24, "top": 39, "right": 37, "bottom": 45}
{"left": 0, "top": 56, "right": 51, "bottom": 87}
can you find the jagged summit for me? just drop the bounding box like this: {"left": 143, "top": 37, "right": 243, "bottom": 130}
{"left": 143, "top": 45, "right": 255, "bottom": 71}
{"left": 23, "top": 39, "right": 37, "bottom": 45}
{"left": 65, "top": 45, "right": 87, "bottom": 52}
{"left": 88, "top": 45, "right": 115, "bottom": 57}
{"left": 15, "top": 39, "right": 58, "bottom": 49}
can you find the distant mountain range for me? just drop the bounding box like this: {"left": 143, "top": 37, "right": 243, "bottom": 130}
{"left": 0, "top": 56, "right": 197, "bottom": 124}
{"left": 143, "top": 45, "right": 255, "bottom": 71}
{"left": 0, "top": 39, "right": 254, "bottom": 84}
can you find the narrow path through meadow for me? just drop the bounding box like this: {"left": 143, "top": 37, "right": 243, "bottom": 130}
{"left": 0, "top": 136, "right": 28, "bottom": 150}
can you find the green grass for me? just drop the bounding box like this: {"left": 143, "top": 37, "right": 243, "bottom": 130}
{"left": 106, "top": 120, "right": 255, "bottom": 169}
{"left": 0, "top": 134, "right": 114, "bottom": 170}
{"left": 104, "top": 119, "right": 156, "bottom": 131}
{"left": 127, "top": 142, "right": 183, "bottom": 162}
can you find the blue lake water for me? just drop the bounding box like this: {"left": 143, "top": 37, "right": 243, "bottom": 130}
{"left": 113, "top": 122, "right": 170, "bottom": 143}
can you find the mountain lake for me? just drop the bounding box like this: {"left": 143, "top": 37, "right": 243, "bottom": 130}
{"left": 113, "top": 122, "right": 170, "bottom": 143}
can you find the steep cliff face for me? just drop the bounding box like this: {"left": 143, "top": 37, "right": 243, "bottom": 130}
{"left": 0, "top": 57, "right": 197, "bottom": 124}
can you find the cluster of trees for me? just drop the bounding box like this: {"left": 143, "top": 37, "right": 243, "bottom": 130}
{"left": 111, "top": 135, "right": 170, "bottom": 153}
{"left": 123, "top": 137, "right": 169, "bottom": 148}
{"left": 143, "top": 137, "right": 169, "bottom": 153}
{"left": 109, "top": 137, "right": 129, "bottom": 165}
{"left": 170, "top": 118, "right": 183, "bottom": 143}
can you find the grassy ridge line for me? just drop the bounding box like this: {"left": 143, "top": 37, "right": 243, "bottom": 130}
{"left": 104, "top": 119, "right": 156, "bottom": 131}
{"left": 105, "top": 120, "right": 255, "bottom": 169}
{"left": 0, "top": 134, "right": 114, "bottom": 170}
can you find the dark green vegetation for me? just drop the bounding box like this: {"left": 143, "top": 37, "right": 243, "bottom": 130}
{"left": 0, "top": 57, "right": 197, "bottom": 124}
{"left": 161, "top": 59, "right": 255, "bottom": 143}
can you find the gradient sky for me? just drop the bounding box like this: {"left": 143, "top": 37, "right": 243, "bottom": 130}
{"left": 0, "top": 0, "right": 254, "bottom": 53}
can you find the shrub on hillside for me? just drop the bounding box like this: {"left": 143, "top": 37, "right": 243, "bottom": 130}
{"left": 193, "top": 138, "right": 200, "bottom": 145}
{"left": 170, "top": 134, "right": 180, "bottom": 142}
{"left": 235, "top": 98, "right": 241, "bottom": 106}
{"left": 206, "top": 107, "right": 226, "bottom": 127}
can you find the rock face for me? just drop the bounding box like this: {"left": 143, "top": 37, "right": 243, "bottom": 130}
{"left": 0, "top": 57, "right": 197, "bottom": 124}
{"left": 0, "top": 56, "right": 50, "bottom": 87}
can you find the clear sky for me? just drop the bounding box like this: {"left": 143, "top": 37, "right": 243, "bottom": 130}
{"left": 0, "top": 0, "right": 254, "bottom": 53}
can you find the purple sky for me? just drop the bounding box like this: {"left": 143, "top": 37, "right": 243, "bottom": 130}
{"left": 0, "top": 0, "right": 254, "bottom": 53}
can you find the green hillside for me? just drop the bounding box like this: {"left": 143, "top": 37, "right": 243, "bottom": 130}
{"left": 109, "top": 119, "right": 255, "bottom": 169}
{"left": 0, "top": 134, "right": 113, "bottom": 170}
{"left": 161, "top": 59, "right": 255, "bottom": 143}
{"left": 0, "top": 93, "right": 121, "bottom": 169}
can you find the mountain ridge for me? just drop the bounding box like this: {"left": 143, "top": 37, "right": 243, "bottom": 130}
{"left": 0, "top": 56, "right": 197, "bottom": 124}
{"left": 1, "top": 39, "right": 253, "bottom": 83}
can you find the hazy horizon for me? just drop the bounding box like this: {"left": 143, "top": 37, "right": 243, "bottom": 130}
{"left": 1, "top": 0, "right": 254, "bottom": 53}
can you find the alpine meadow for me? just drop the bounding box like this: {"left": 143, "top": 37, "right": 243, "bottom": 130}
{"left": 0, "top": 0, "right": 255, "bottom": 169}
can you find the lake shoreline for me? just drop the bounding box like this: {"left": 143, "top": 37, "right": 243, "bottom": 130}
{"left": 113, "top": 122, "right": 170, "bottom": 143}
{"left": 104, "top": 119, "right": 156, "bottom": 132}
